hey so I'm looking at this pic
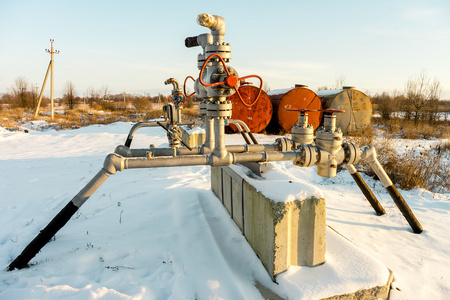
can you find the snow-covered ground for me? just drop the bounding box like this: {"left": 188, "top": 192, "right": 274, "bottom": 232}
{"left": 1, "top": 121, "right": 449, "bottom": 299}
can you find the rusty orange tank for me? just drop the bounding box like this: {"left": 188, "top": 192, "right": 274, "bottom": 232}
{"left": 268, "top": 85, "right": 323, "bottom": 132}
{"left": 227, "top": 85, "right": 273, "bottom": 133}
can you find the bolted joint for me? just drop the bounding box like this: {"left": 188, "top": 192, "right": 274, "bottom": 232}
{"left": 294, "top": 144, "right": 318, "bottom": 167}
{"left": 276, "top": 137, "right": 295, "bottom": 152}
{"left": 103, "top": 153, "right": 126, "bottom": 175}
{"left": 342, "top": 142, "right": 361, "bottom": 165}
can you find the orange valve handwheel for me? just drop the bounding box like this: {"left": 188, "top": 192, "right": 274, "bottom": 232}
{"left": 199, "top": 53, "right": 263, "bottom": 107}
{"left": 183, "top": 76, "right": 196, "bottom": 98}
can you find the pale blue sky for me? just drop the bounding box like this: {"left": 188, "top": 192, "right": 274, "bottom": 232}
{"left": 1, "top": 0, "right": 449, "bottom": 99}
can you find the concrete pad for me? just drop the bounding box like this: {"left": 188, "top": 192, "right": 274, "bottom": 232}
{"left": 277, "top": 227, "right": 393, "bottom": 300}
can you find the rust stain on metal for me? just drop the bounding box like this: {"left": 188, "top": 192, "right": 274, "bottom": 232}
{"left": 269, "top": 87, "right": 323, "bottom": 132}
{"left": 228, "top": 85, "right": 273, "bottom": 133}
{"left": 318, "top": 89, "right": 372, "bottom": 134}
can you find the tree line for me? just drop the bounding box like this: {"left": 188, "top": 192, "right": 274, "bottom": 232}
{"left": 0, "top": 77, "right": 178, "bottom": 112}
{"left": 1, "top": 71, "right": 446, "bottom": 122}
{"left": 371, "top": 70, "right": 446, "bottom": 123}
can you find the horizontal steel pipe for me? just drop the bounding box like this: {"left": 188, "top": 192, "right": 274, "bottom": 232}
{"left": 233, "top": 151, "right": 300, "bottom": 164}
{"left": 128, "top": 143, "right": 281, "bottom": 158}
{"left": 125, "top": 120, "right": 202, "bottom": 148}
{"left": 125, "top": 155, "right": 209, "bottom": 169}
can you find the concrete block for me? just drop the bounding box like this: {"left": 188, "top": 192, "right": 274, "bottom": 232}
{"left": 210, "top": 167, "right": 222, "bottom": 204}
{"left": 231, "top": 175, "right": 244, "bottom": 231}
{"left": 180, "top": 125, "right": 205, "bottom": 147}
{"left": 222, "top": 171, "right": 232, "bottom": 215}
{"left": 211, "top": 164, "right": 326, "bottom": 279}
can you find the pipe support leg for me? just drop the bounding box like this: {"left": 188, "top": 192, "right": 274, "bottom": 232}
{"left": 361, "top": 146, "right": 423, "bottom": 233}
{"left": 345, "top": 164, "right": 385, "bottom": 216}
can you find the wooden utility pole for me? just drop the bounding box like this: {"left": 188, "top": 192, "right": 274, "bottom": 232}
{"left": 35, "top": 39, "right": 60, "bottom": 119}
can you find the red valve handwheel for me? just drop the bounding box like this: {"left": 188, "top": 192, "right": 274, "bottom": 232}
{"left": 285, "top": 108, "right": 320, "bottom": 113}
{"left": 318, "top": 109, "right": 345, "bottom": 114}
{"left": 198, "top": 53, "right": 263, "bottom": 107}
{"left": 183, "top": 76, "right": 196, "bottom": 98}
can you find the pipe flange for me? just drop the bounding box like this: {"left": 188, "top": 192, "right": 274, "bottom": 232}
{"left": 199, "top": 101, "right": 207, "bottom": 116}
{"left": 275, "top": 137, "right": 293, "bottom": 152}
{"left": 342, "top": 142, "right": 361, "bottom": 165}
{"left": 295, "top": 144, "right": 317, "bottom": 167}
{"left": 206, "top": 101, "right": 232, "bottom": 118}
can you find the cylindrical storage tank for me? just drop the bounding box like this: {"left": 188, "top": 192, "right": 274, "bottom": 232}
{"left": 316, "top": 87, "right": 372, "bottom": 134}
{"left": 227, "top": 85, "right": 273, "bottom": 133}
{"left": 268, "top": 85, "right": 323, "bottom": 133}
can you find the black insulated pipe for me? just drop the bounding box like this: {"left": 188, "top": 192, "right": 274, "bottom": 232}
{"left": 349, "top": 171, "right": 386, "bottom": 216}
{"left": 248, "top": 132, "right": 258, "bottom": 145}
{"left": 386, "top": 185, "right": 423, "bottom": 234}
{"left": 185, "top": 36, "right": 199, "bottom": 48}
{"left": 124, "top": 136, "right": 132, "bottom": 148}
{"left": 8, "top": 201, "right": 79, "bottom": 270}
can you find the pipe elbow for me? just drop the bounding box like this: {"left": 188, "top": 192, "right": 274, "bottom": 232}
{"left": 197, "top": 13, "right": 226, "bottom": 39}
{"left": 361, "top": 145, "right": 377, "bottom": 163}
{"left": 164, "top": 78, "right": 180, "bottom": 91}
{"left": 103, "top": 153, "right": 126, "bottom": 174}
{"left": 115, "top": 145, "right": 131, "bottom": 157}
{"left": 197, "top": 33, "right": 213, "bottom": 50}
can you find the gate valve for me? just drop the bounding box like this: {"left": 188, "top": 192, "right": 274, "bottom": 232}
{"left": 199, "top": 53, "right": 263, "bottom": 107}
{"left": 314, "top": 109, "right": 346, "bottom": 178}
{"left": 285, "top": 109, "right": 320, "bottom": 145}
{"left": 165, "top": 78, "right": 186, "bottom": 108}
{"left": 285, "top": 108, "right": 320, "bottom": 128}
{"left": 317, "top": 109, "right": 345, "bottom": 133}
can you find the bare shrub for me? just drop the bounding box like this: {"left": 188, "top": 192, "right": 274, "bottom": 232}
{"left": 354, "top": 138, "right": 450, "bottom": 192}
{"left": 133, "top": 96, "right": 150, "bottom": 112}
{"left": 404, "top": 70, "right": 442, "bottom": 124}
{"left": 63, "top": 81, "right": 77, "bottom": 110}
{"left": 371, "top": 90, "right": 403, "bottom": 120}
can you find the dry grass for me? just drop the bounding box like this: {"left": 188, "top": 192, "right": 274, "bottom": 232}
{"left": 346, "top": 128, "right": 450, "bottom": 192}
{"left": 0, "top": 105, "right": 200, "bottom": 131}
{"left": 373, "top": 117, "right": 450, "bottom": 139}
{"left": 2, "top": 107, "right": 449, "bottom": 192}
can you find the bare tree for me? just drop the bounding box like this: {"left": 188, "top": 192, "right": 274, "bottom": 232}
{"left": 262, "top": 81, "right": 271, "bottom": 93}
{"left": 405, "top": 70, "right": 441, "bottom": 123}
{"left": 372, "top": 90, "right": 403, "bottom": 120}
{"left": 101, "top": 84, "right": 110, "bottom": 101}
{"left": 86, "top": 86, "right": 98, "bottom": 107}
{"left": 316, "top": 86, "right": 330, "bottom": 91}
{"left": 11, "top": 77, "right": 33, "bottom": 108}
{"left": 334, "top": 74, "right": 347, "bottom": 89}
{"left": 63, "top": 81, "right": 77, "bottom": 110}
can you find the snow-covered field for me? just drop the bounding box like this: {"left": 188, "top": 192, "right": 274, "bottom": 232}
{"left": 1, "top": 121, "right": 449, "bottom": 299}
